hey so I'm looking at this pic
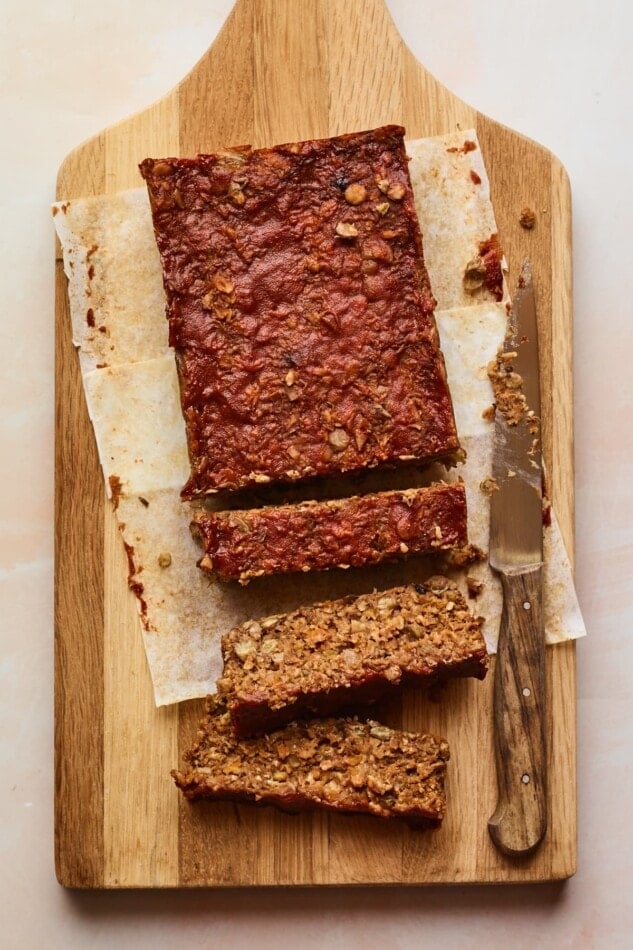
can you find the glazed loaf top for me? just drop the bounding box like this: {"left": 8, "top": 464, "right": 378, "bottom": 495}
{"left": 140, "top": 126, "right": 460, "bottom": 497}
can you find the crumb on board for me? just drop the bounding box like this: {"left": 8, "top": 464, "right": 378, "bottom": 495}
{"left": 446, "top": 543, "right": 486, "bottom": 569}
{"left": 519, "top": 206, "right": 536, "bottom": 229}
{"left": 466, "top": 576, "right": 484, "bottom": 598}
{"left": 479, "top": 476, "right": 499, "bottom": 495}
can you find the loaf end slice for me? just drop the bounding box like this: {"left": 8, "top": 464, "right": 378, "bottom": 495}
{"left": 173, "top": 697, "right": 450, "bottom": 829}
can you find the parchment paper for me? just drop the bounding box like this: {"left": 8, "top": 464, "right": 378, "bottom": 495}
{"left": 54, "top": 131, "right": 585, "bottom": 705}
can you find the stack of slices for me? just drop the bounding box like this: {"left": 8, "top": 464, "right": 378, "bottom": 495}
{"left": 139, "top": 126, "right": 489, "bottom": 828}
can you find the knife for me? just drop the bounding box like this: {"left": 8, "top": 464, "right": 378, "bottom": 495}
{"left": 487, "top": 260, "right": 547, "bottom": 857}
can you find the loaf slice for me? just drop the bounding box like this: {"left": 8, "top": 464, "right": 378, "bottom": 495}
{"left": 173, "top": 697, "right": 450, "bottom": 829}
{"left": 192, "top": 483, "right": 467, "bottom": 583}
{"left": 219, "top": 582, "right": 488, "bottom": 736}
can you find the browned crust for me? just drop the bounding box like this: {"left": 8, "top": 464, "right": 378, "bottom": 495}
{"left": 218, "top": 583, "right": 488, "bottom": 736}
{"left": 173, "top": 697, "right": 450, "bottom": 829}
{"left": 140, "top": 125, "right": 460, "bottom": 497}
{"left": 192, "top": 483, "right": 468, "bottom": 583}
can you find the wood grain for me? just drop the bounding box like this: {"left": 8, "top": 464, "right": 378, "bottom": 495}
{"left": 489, "top": 567, "right": 547, "bottom": 857}
{"left": 54, "top": 0, "right": 576, "bottom": 887}
{"left": 55, "top": 134, "right": 106, "bottom": 889}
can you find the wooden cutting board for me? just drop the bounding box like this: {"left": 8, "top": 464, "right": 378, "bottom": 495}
{"left": 54, "top": 0, "right": 576, "bottom": 887}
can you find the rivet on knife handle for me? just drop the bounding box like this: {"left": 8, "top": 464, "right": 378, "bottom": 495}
{"left": 488, "top": 565, "right": 547, "bottom": 856}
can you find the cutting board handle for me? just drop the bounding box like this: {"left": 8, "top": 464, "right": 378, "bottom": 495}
{"left": 232, "top": 0, "right": 394, "bottom": 22}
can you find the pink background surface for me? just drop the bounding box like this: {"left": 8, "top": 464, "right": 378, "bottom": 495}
{"left": 1, "top": 0, "right": 631, "bottom": 946}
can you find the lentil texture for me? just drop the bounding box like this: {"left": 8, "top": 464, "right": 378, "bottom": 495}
{"left": 219, "top": 582, "right": 488, "bottom": 736}
{"left": 173, "top": 697, "right": 450, "bottom": 828}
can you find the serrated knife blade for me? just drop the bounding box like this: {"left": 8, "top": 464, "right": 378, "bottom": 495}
{"left": 488, "top": 260, "right": 547, "bottom": 857}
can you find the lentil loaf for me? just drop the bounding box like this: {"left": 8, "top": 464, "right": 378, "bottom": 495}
{"left": 173, "top": 697, "right": 450, "bottom": 829}
{"left": 218, "top": 582, "right": 488, "bottom": 736}
{"left": 192, "top": 483, "right": 468, "bottom": 583}
{"left": 140, "top": 125, "right": 460, "bottom": 498}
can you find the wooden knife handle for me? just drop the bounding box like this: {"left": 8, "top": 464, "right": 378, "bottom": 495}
{"left": 488, "top": 565, "right": 547, "bottom": 857}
